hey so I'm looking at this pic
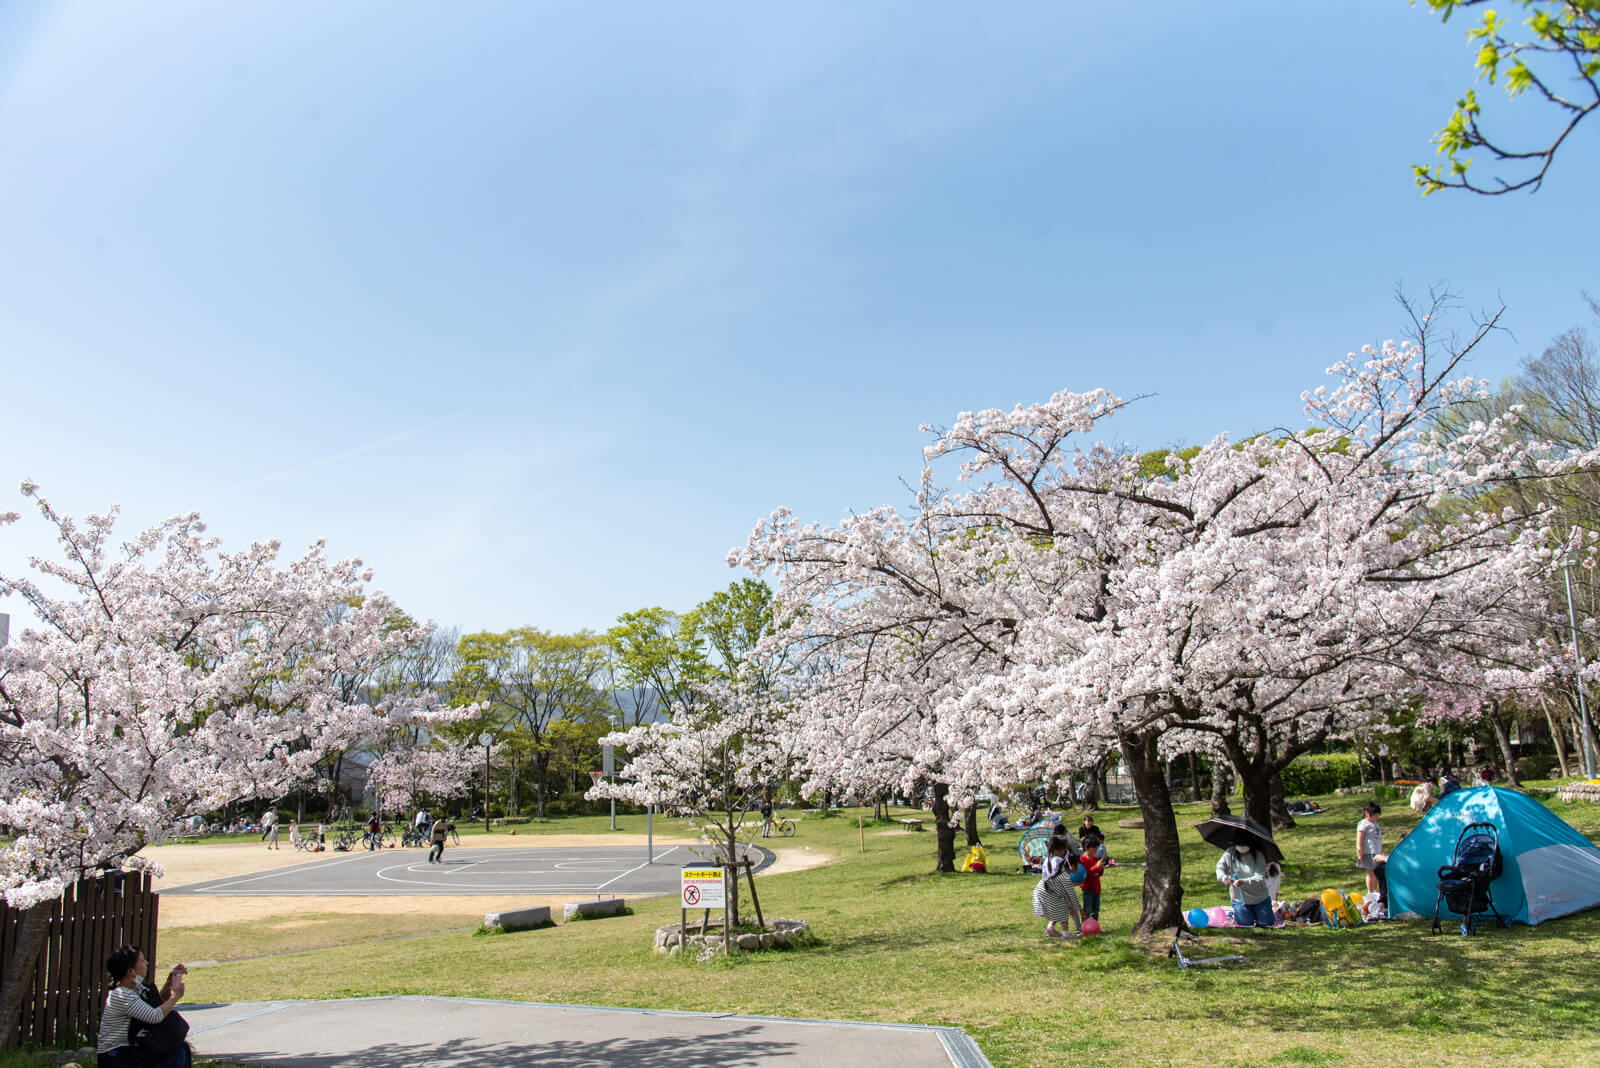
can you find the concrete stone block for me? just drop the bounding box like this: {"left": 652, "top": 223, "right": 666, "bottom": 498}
{"left": 563, "top": 898, "right": 626, "bottom": 921}
{"left": 484, "top": 905, "right": 552, "bottom": 931}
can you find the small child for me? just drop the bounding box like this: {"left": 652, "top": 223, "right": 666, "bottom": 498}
{"left": 288, "top": 821, "right": 300, "bottom": 849}
{"left": 1077, "top": 836, "right": 1109, "bottom": 921}
{"left": 1356, "top": 802, "right": 1382, "bottom": 896}
{"left": 1032, "top": 837, "right": 1087, "bottom": 939}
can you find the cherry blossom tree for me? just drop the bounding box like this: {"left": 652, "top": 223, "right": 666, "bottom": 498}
{"left": 0, "top": 483, "right": 462, "bottom": 1045}
{"left": 736, "top": 305, "right": 1597, "bottom": 938}
{"left": 587, "top": 681, "right": 798, "bottom": 930}
{"left": 365, "top": 737, "right": 481, "bottom": 813}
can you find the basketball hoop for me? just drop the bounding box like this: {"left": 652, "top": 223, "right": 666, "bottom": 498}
{"left": 590, "top": 771, "right": 604, "bottom": 787}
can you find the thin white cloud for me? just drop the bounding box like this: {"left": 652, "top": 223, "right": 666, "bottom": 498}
{"left": 243, "top": 409, "right": 468, "bottom": 488}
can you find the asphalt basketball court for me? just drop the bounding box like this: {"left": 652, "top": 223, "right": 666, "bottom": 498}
{"left": 164, "top": 842, "right": 773, "bottom": 897}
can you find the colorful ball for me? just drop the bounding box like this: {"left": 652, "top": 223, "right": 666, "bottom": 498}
{"left": 1081, "top": 918, "right": 1102, "bottom": 936}
{"left": 1186, "top": 907, "right": 1210, "bottom": 928}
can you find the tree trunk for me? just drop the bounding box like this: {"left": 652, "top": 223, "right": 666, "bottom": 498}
{"left": 511, "top": 752, "right": 521, "bottom": 818}
{"left": 930, "top": 782, "right": 957, "bottom": 872}
{"left": 1095, "top": 760, "right": 1109, "bottom": 807}
{"left": 1266, "top": 766, "right": 1293, "bottom": 830}
{"left": 1121, "top": 731, "right": 1185, "bottom": 938}
{"left": 962, "top": 803, "right": 980, "bottom": 847}
{"left": 1543, "top": 698, "right": 1571, "bottom": 778}
{"left": 1188, "top": 752, "right": 1202, "bottom": 804}
{"left": 534, "top": 750, "right": 549, "bottom": 818}
{"left": 1489, "top": 713, "right": 1520, "bottom": 789}
{"left": 0, "top": 902, "right": 51, "bottom": 1050}
{"left": 1235, "top": 761, "right": 1272, "bottom": 830}
{"left": 1210, "top": 761, "right": 1232, "bottom": 817}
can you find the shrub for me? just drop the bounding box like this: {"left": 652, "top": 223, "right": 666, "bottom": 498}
{"left": 1515, "top": 753, "right": 1561, "bottom": 781}
{"left": 1279, "top": 754, "right": 1364, "bottom": 796}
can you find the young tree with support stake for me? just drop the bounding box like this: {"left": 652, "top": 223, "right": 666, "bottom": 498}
{"left": 0, "top": 482, "right": 466, "bottom": 1048}
{"left": 587, "top": 681, "right": 797, "bottom": 932}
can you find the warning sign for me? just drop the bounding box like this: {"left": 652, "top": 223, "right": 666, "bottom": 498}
{"left": 681, "top": 867, "right": 726, "bottom": 909}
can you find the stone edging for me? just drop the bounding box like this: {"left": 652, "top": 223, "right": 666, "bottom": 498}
{"left": 655, "top": 917, "right": 810, "bottom": 954}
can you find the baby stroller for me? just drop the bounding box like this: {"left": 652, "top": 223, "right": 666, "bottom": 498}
{"left": 1431, "top": 822, "right": 1507, "bottom": 936}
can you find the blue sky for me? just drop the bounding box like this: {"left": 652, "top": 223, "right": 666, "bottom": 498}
{"left": 2, "top": 2, "right": 1596, "bottom": 635}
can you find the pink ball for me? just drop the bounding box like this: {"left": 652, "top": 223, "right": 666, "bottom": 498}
{"left": 1081, "top": 918, "right": 1102, "bottom": 936}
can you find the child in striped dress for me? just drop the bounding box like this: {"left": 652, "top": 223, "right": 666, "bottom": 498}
{"left": 1032, "top": 837, "right": 1086, "bottom": 939}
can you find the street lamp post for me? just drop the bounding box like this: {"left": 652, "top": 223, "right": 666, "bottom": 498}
{"left": 479, "top": 732, "right": 493, "bottom": 835}
{"left": 1564, "top": 563, "right": 1596, "bottom": 778}
{"left": 604, "top": 716, "right": 617, "bottom": 832}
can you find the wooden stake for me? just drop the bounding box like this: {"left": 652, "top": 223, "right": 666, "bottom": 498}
{"left": 743, "top": 859, "right": 765, "bottom": 930}
{"left": 859, "top": 811, "right": 866, "bottom": 853}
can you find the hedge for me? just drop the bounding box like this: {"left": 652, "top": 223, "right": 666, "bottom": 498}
{"left": 1280, "top": 753, "right": 1364, "bottom": 796}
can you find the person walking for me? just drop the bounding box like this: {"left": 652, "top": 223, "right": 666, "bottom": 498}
{"left": 265, "top": 811, "right": 280, "bottom": 851}
{"left": 428, "top": 812, "right": 449, "bottom": 863}
{"left": 366, "top": 813, "right": 381, "bottom": 851}
{"left": 260, "top": 808, "right": 276, "bottom": 845}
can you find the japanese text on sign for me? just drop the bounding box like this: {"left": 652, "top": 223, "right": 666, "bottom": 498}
{"left": 681, "top": 867, "right": 726, "bottom": 909}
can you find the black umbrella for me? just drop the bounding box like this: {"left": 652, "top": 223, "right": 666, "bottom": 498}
{"left": 1194, "top": 814, "right": 1284, "bottom": 864}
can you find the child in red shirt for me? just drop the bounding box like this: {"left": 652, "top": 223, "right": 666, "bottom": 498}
{"left": 1078, "top": 836, "right": 1109, "bottom": 920}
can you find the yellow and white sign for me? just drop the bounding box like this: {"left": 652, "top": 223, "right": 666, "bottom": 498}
{"left": 680, "top": 867, "right": 726, "bottom": 909}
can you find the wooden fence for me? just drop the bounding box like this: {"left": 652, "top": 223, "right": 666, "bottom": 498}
{"left": 1, "top": 872, "right": 160, "bottom": 1049}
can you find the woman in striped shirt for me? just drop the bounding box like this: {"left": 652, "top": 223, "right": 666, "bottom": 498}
{"left": 97, "top": 945, "right": 187, "bottom": 1067}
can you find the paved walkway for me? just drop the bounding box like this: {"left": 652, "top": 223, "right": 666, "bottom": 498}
{"left": 183, "top": 996, "right": 992, "bottom": 1067}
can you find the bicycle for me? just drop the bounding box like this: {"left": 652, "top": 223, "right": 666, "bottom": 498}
{"left": 763, "top": 817, "right": 795, "bottom": 838}
{"left": 365, "top": 826, "right": 399, "bottom": 850}
{"left": 334, "top": 826, "right": 359, "bottom": 851}
{"left": 401, "top": 825, "right": 428, "bottom": 848}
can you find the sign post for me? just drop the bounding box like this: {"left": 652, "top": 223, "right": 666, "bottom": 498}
{"left": 681, "top": 866, "right": 727, "bottom": 951}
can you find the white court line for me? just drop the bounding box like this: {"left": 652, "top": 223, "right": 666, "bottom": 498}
{"left": 594, "top": 845, "right": 681, "bottom": 890}
{"left": 163, "top": 850, "right": 379, "bottom": 893}
{"left": 195, "top": 885, "right": 663, "bottom": 895}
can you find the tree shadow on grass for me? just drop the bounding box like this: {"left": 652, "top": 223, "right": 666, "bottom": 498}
{"left": 1159, "top": 913, "right": 1600, "bottom": 1042}
{"left": 207, "top": 1024, "right": 804, "bottom": 1067}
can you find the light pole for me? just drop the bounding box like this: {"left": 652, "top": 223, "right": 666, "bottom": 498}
{"left": 1564, "top": 562, "right": 1596, "bottom": 777}
{"left": 479, "top": 732, "right": 493, "bottom": 835}
{"left": 604, "top": 715, "right": 617, "bottom": 831}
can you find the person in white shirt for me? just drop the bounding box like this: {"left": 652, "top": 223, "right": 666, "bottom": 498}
{"left": 97, "top": 946, "right": 186, "bottom": 1067}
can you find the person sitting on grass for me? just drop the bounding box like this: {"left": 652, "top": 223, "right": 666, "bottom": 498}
{"left": 988, "top": 798, "right": 1011, "bottom": 831}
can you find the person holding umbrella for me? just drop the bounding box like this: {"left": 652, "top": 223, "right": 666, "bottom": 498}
{"left": 1196, "top": 815, "right": 1283, "bottom": 929}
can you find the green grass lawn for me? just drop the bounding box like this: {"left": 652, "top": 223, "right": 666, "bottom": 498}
{"left": 160, "top": 798, "right": 1600, "bottom": 1068}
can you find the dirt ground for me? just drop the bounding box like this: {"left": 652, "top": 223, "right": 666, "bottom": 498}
{"left": 147, "top": 834, "right": 833, "bottom": 928}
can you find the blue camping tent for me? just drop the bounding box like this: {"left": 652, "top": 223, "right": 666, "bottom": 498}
{"left": 1387, "top": 786, "right": 1600, "bottom": 926}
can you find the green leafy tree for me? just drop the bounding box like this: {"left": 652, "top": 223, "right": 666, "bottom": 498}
{"left": 1414, "top": 0, "right": 1600, "bottom": 194}
{"left": 685, "top": 579, "right": 784, "bottom": 689}
{"left": 604, "top": 607, "right": 709, "bottom": 725}
{"left": 454, "top": 628, "right": 609, "bottom": 817}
